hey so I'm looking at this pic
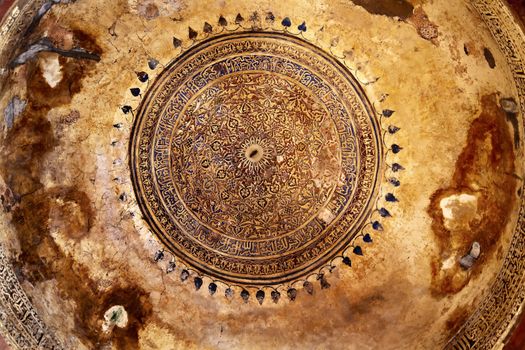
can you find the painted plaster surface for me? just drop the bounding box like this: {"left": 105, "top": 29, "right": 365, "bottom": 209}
{"left": 0, "top": 0, "right": 524, "bottom": 349}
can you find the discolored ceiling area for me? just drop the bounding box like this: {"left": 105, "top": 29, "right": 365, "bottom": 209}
{"left": 0, "top": 0, "right": 525, "bottom": 349}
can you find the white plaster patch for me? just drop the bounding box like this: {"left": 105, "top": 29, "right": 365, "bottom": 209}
{"left": 39, "top": 54, "right": 63, "bottom": 88}
{"left": 442, "top": 255, "right": 457, "bottom": 270}
{"left": 439, "top": 193, "right": 478, "bottom": 230}
{"left": 102, "top": 305, "right": 128, "bottom": 332}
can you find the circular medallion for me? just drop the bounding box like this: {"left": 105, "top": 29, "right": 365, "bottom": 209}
{"left": 130, "top": 32, "right": 382, "bottom": 285}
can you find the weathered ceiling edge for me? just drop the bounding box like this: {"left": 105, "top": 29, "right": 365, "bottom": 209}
{"left": 446, "top": 1, "right": 525, "bottom": 349}
{"left": 0, "top": 2, "right": 75, "bottom": 348}
{"left": 0, "top": 0, "right": 46, "bottom": 91}
{"left": 0, "top": 0, "right": 523, "bottom": 349}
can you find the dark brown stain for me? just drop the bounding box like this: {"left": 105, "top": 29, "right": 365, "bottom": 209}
{"left": 109, "top": 288, "right": 153, "bottom": 350}
{"left": 11, "top": 190, "right": 150, "bottom": 348}
{"left": 483, "top": 48, "right": 496, "bottom": 69}
{"left": 26, "top": 55, "right": 88, "bottom": 108}
{"left": 1, "top": 104, "right": 55, "bottom": 197}
{"left": 1, "top": 28, "right": 101, "bottom": 197}
{"left": 341, "top": 292, "right": 386, "bottom": 322}
{"left": 0, "top": 23, "right": 147, "bottom": 349}
{"left": 11, "top": 191, "right": 56, "bottom": 282}
{"left": 5, "top": 106, "right": 149, "bottom": 349}
{"left": 23, "top": 23, "right": 101, "bottom": 107}
{"left": 51, "top": 187, "right": 95, "bottom": 239}
{"left": 350, "top": 0, "right": 414, "bottom": 20}
{"left": 70, "top": 29, "right": 103, "bottom": 57}
{"left": 11, "top": 187, "right": 91, "bottom": 269}
{"left": 427, "top": 94, "right": 518, "bottom": 296}
{"left": 72, "top": 284, "right": 153, "bottom": 350}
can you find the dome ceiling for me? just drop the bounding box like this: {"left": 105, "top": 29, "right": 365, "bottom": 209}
{"left": 130, "top": 31, "right": 382, "bottom": 287}
{"left": 0, "top": 0, "right": 524, "bottom": 349}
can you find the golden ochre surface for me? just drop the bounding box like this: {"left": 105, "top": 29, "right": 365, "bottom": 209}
{"left": 130, "top": 32, "right": 381, "bottom": 285}
{"left": 0, "top": 0, "right": 524, "bottom": 349}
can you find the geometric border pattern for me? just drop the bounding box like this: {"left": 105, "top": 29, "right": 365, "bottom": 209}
{"left": 0, "top": 246, "right": 63, "bottom": 350}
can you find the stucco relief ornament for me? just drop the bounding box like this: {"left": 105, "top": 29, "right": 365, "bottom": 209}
{"left": 126, "top": 14, "right": 401, "bottom": 303}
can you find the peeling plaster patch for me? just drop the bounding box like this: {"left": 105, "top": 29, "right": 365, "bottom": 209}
{"left": 469, "top": 242, "right": 481, "bottom": 259}
{"left": 39, "top": 54, "right": 63, "bottom": 88}
{"left": 3, "top": 96, "right": 26, "bottom": 130}
{"left": 102, "top": 305, "right": 128, "bottom": 332}
{"left": 439, "top": 193, "right": 478, "bottom": 230}
{"left": 409, "top": 7, "right": 438, "bottom": 41}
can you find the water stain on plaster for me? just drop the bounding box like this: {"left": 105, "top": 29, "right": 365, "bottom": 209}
{"left": 428, "top": 93, "right": 518, "bottom": 296}
{"left": 0, "top": 22, "right": 153, "bottom": 349}
{"left": 11, "top": 189, "right": 152, "bottom": 348}
{"left": 212, "top": 270, "right": 425, "bottom": 349}
{"left": 1, "top": 29, "right": 101, "bottom": 196}
{"left": 1, "top": 103, "right": 55, "bottom": 196}
{"left": 26, "top": 32, "right": 101, "bottom": 107}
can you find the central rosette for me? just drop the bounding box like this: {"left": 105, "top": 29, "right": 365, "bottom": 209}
{"left": 171, "top": 72, "right": 341, "bottom": 240}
